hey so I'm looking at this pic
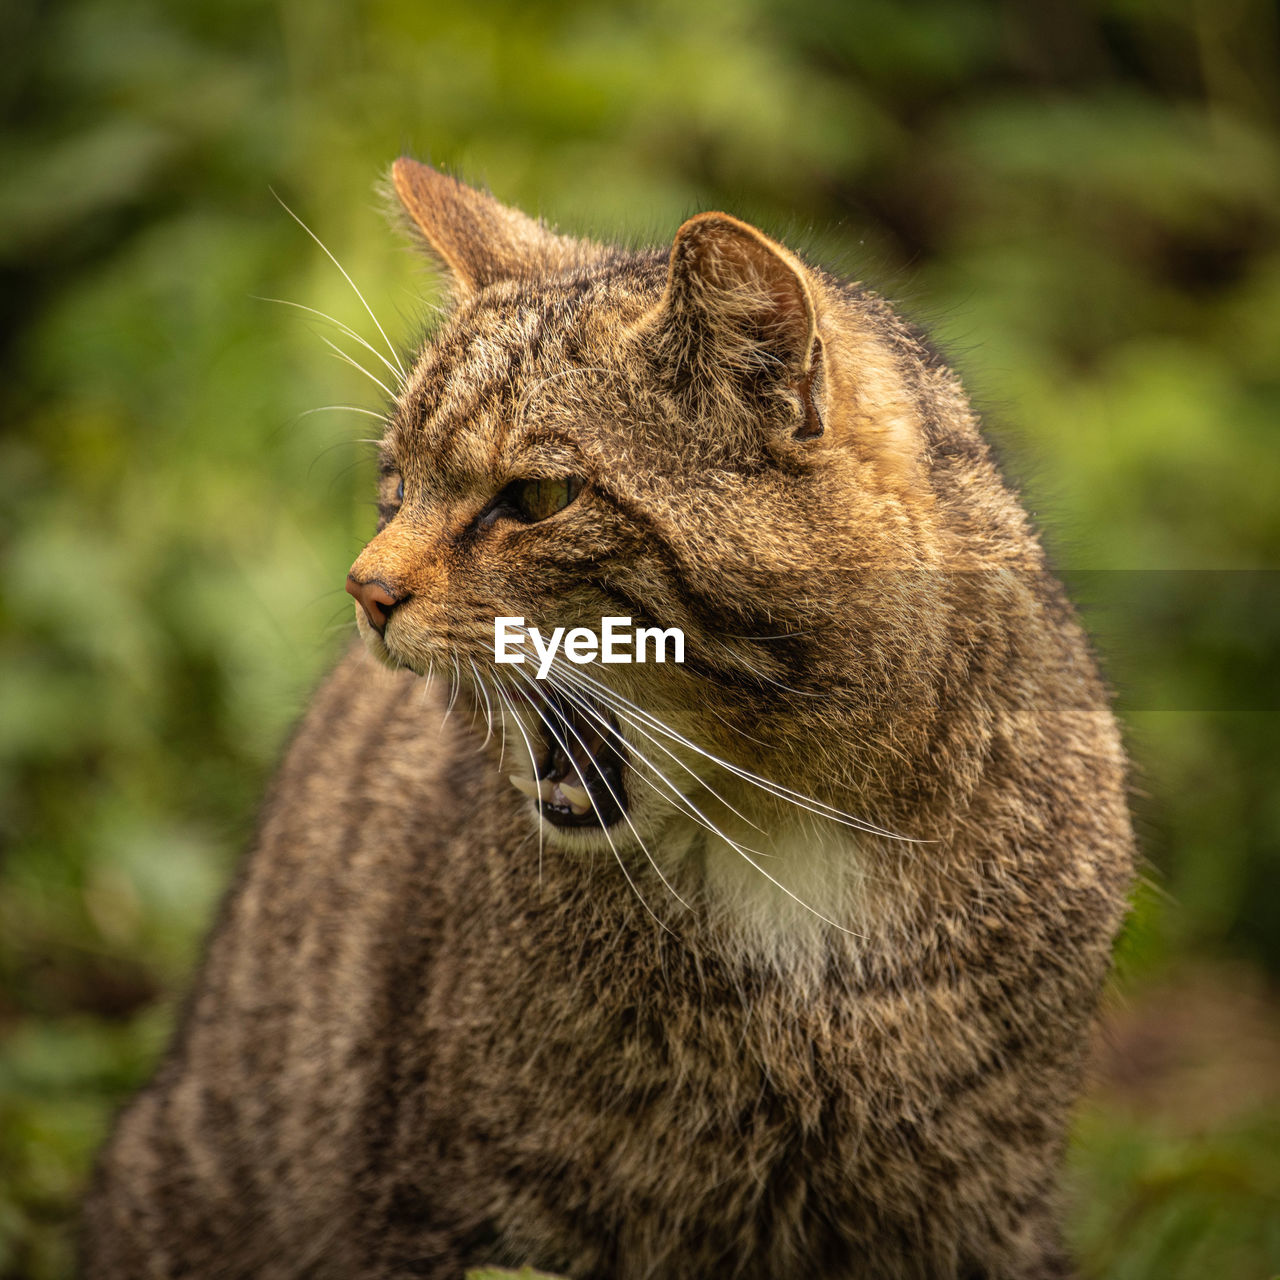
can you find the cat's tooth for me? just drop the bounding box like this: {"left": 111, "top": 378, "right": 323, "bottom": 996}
{"left": 509, "top": 775, "right": 555, "bottom": 803}
{"left": 512, "top": 771, "right": 591, "bottom": 813}
{"left": 558, "top": 781, "right": 592, "bottom": 814}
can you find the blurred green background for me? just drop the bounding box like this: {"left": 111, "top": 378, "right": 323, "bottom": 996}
{"left": 2, "top": 0, "right": 1278, "bottom": 1276}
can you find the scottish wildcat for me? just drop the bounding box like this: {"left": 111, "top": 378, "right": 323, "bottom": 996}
{"left": 82, "top": 159, "right": 1135, "bottom": 1279}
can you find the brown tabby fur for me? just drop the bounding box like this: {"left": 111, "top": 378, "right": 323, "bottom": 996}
{"left": 82, "top": 160, "right": 1135, "bottom": 1279}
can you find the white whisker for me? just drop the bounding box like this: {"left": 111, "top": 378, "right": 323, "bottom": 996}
{"left": 541, "top": 668, "right": 862, "bottom": 936}
{"left": 256, "top": 296, "right": 405, "bottom": 386}
{"left": 492, "top": 682, "right": 547, "bottom": 885}
{"left": 443, "top": 653, "right": 461, "bottom": 723}
{"left": 295, "top": 405, "right": 390, "bottom": 422}
{"left": 553, "top": 664, "right": 923, "bottom": 843}
{"left": 548, "top": 662, "right": 762, "bottom": 834}
{"left": 319, "top": 335, "right": 397, "bottom": 400}
{"left": 509, "top": 668, "right": 676, "bottom": 934}
{"left": 468, "top": 657, "right": 495, "bottom": 746}
{"left": 711, "top": 640, "right": 825, "bottom": 698}
{"left": 271, "top": 189, "right": 407, "bottom": 380}
{"left": 512, "top": 669, "right": 691, "bottom": 914}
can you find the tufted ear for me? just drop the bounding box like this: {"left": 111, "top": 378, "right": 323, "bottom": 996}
{"left": 390, "top": 158, "right": 601, "bottom": 298}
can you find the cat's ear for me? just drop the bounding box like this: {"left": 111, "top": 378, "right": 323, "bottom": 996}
{"left": 652, "top": 212, "right": 823, "bottom": 434}
{"left": 390, "top": 158, "right": 599, "bottom": 298}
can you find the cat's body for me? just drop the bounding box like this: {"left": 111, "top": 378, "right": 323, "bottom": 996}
{"left": 82, "top": 161, "right": 1134, "bottom": 1279}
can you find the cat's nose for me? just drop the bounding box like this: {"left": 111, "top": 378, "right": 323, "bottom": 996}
{"left": 345, "top": 576, "right": 405, "bottom": 635}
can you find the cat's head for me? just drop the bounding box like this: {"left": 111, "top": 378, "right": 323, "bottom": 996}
{"left": 346, "top": 159, "right": 965, "bottom": 855}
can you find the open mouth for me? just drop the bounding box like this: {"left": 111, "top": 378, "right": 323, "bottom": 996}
{"left": 509, "top": 688, "right": 628, "bottom": 829}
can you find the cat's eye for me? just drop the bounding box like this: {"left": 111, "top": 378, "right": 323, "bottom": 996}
{"left": 480, "top": 476, "right": 584, "bottom": 528}
{"left": 513, "top": 476, "right": 582, "bottom": 521}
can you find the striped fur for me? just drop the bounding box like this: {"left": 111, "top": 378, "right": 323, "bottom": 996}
{"left": 82, "top": 161, "right": 1134, "bottom": 1279}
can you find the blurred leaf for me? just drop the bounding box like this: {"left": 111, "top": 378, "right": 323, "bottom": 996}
{"left": 3, "top": 0, "right": 1279, "bottom": 1275}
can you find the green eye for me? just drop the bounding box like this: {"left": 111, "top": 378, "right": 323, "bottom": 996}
{"left": 518, "top": 476, "right": 581, "bottom": 521}
{"left": 478, "top": 475, "right": 585, "bottom": 530}
{"left": 513, "top": 476, "right": 583, "bottom": 522}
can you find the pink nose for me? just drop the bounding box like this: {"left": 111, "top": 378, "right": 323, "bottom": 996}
{"left": 345, "top": 576, "right": 403, "bottom": 635}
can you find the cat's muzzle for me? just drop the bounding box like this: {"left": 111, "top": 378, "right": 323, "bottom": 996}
{"left": 510, "top": 688, "right": 628, "bottom": 829}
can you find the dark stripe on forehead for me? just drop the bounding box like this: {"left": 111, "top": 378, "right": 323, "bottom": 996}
{"left": 403, "top": 275, "right": 604, "bottom": 443}
{"left": 419, "top": 352, "right": 521, "bottom": 474}
{"left": 495, "top": 307, "right": 556, "bottom": 455}
{"left": 421, "top": 293, "right": 594, "bottom": 465}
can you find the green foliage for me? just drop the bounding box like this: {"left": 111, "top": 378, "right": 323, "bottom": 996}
{"left": 2, "top": 0, "right": 1278, "bottom": 1275}
{"left": 1069, "top": 1105, "right": 1280, "bottom": 1280}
